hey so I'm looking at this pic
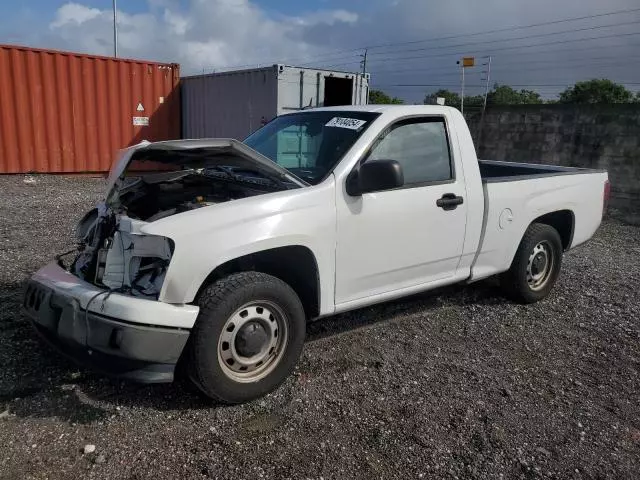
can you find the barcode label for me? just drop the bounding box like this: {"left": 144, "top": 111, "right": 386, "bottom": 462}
{"left": 325, "top": 117, "right": 367, "bottom": 130}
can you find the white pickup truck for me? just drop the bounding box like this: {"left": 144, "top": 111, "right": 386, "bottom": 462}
{"left": 24, "top": 105, "right": 609, "bottom": 404}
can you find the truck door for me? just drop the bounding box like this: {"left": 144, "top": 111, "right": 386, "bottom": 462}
{"left": 334, "top": 116, "right": 467, "bottom": 306}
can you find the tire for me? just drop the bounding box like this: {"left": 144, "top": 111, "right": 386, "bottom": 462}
{"left": 187, "top": 271, "right": 306, "bottom": 404}
{"left": 501, "top": 223, "right": 563, "bottom": 304}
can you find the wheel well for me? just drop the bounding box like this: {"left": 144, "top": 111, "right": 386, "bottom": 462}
{"left": 196, "top": 246, "right": 320, "bottom": 319}
{"left": 532, "top": 210, "right": 574, "bottom": 250}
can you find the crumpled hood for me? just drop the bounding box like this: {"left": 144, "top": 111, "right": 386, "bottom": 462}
{"left": 105, "top": 138, "right": 307, "bottom": 196}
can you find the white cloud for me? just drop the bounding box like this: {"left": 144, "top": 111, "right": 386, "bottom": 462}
{"left": 45, "top": 0, "right": 359, "bottom": 73}
{"left": 50, "top": 3, "right": 101, "bottom": 28}
{"left": 163, "top": 10, "right": 188, "bottom": 36}
{"left": 290, "top": 10, "right": 359, "bottom": 27}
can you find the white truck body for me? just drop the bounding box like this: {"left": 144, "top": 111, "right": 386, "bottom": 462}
{"left": 24, "top": 105, "right": 608, "bottom": 386}
{"left": 138, "top": 105, "right": 605, "bottom": 316}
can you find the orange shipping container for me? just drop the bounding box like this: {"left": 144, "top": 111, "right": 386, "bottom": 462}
{"left": 0, "top": 44, "right": 180, "bottom": 173}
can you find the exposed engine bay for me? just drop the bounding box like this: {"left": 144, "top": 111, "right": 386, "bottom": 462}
{"left": 64, "top": 141, "right": 301, "bottom": 299}
{"left": 109, "top": 167, "right": 282, "bottom": 222}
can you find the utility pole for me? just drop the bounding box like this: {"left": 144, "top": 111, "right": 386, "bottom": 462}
{"left": 360, "top": 49, "right": 368, "bottom": 74}
{"left": 482, "top": 55, "right": 493, "bottom": 112}
{"left": 461, "top": 63, "right": 465, "bottom": 115}
{"left": 112, "top": 0, "right": 118, "bottom": 57}
{"left": 478, "top": 55, "right": 493, "bottom": 146}
{"left": 457, "top": 57, "right": 475, "bottom": 115}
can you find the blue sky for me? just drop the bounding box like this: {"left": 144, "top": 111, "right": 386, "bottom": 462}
{"left": 1, "top": 0, "right": 639, "bottom": 102}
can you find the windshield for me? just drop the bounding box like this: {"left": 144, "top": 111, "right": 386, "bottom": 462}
{"left": 243, "top": 111, "right": 380, "bottom": 185}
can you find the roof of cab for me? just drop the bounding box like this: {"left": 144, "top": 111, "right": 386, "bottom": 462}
{"left": 281, "top": 104, "right": 459, "bottom": 115}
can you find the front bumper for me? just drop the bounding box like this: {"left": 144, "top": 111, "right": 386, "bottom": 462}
{"left": 23, "top": 262, "right": 200, "bottom": 383}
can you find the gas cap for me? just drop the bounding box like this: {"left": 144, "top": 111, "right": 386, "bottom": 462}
{"left": 499, "top": 208, "right": 514, "bottom": 230}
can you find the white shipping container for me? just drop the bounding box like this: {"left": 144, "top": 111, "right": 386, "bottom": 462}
{"left": 181, "top": 64, "right": 370, "bottom": 140}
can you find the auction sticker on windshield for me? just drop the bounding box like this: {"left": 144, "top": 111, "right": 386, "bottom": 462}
{"left": 325, "top": 117, "right": 367, "bottom": 130}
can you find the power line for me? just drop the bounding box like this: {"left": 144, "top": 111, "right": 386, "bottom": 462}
{"left": 200, "top": 7, "right": 640, "bottom": 72}
{"left": 302, "top": 18, "right": 640, "bottom": 69}
{"left": 321, "top": 31, "right": 640, "bottom": 68}
{"left": 373, "top": 82, "right": 640, "bottom": 87}
{"left": 369, "top": 43, "right": 640, "bottom": 74}
{"left": 373, "top": 72, "right": 639, "bottom": 91}
{"left": 368, "top": 56, "right": 640, "bottom": 76}
{"left": 375, "top": 40, "right": 640, "bottom": 68}
{"left": 321, "top": 6, "right": 640, "bottom": 57}
{"left": 303, "top": 17, "right": 640, "bottom": 68}
{"left": 366, "top": 19, "right": 640, "bottom": 59}
{"left": 485, "top": 61, "right": 637, "bottom": 73}
{"left": 371, "top": 83, "right": 640, "bottom": 90}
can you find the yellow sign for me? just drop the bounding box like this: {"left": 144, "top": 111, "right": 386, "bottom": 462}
{"left": 462, "top": 57, "right": 475, "bottom": 67}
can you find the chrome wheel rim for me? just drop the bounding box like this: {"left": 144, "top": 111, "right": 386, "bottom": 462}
{"left": 526, "top": 241, "right": 554, "bottom": 291}
{"left": 218, "top": 301, "right": 288, "bottom": 383}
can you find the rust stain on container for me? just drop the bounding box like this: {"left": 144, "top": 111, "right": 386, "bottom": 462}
{"left": 0, "top": 44, "right": 180, "bottom": 173}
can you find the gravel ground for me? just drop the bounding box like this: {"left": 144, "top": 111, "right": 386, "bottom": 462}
{"left": 0, "top": 175, "right": 639, "bottom": 480}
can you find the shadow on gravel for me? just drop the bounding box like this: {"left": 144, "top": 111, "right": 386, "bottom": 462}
{"left": 0, "top": 280, "right": 215, "bottom": 419}
{"left": 0, "top": 277, "right": 503, "bottom": 419}
{"left": 0, "top": 281, "right": 116, "bottom": 422}
{"left": 307, "top": 278, "right": 502, "bottom": 342}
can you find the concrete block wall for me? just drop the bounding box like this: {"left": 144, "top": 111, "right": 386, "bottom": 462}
{"left": 466, "top": 104, "right": 640, "bottom": 217}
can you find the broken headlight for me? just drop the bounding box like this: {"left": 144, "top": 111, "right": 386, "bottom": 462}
{"left": 96, "top": 216, "right": 173, "bottom": 298}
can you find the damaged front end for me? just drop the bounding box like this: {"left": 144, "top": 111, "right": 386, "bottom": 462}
{"left": 70, "top": 206, "right": 173, "bottom": 298}
{"left": 62, "top": 139, "right": 305, "bottom": 299}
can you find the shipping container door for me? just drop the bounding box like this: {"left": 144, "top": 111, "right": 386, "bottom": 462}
{"left": 276, "top": 124, "right": 322, "bottom": 168}
{"left": 324, "top": 77, "right": 353, "bottom": 106}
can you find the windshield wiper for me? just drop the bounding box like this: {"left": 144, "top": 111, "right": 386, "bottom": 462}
{"left": 201, "top": 166, "right": 294, "bottom": 189}
{"left": 201, "top": 165, "right": 242, "bottom": 182}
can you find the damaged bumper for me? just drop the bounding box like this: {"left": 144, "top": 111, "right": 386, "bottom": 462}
{"left": 23, "top": 262, "right": 199, "bottom": 383}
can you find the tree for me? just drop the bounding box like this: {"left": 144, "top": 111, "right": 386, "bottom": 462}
{"left": 369, "top": 89, "right": 404, "bottom": 104}
{"left": 424, "top": 86, "right": 541, "bottom": 108}
{"left": 488, "top": 84, "right": 543, "bottom": 105}
{"left": 423, "top": 89, "right": 484, "bottom": 108}
{"left": 558, "top": 79, "right": 635, "bottom": 104}
{"left": 424, "top": 89, "right": 460, "bottom": 106}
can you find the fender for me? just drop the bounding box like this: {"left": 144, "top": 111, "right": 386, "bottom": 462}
{"left": 140, "top": 178, "right": 337, "bottom": 315}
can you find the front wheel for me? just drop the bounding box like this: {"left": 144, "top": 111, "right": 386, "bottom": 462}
{"left": 188, "top": 272, "right": 306, "bottom": 404}
{"left": 501, "top": 223, "right": 563, "bottom": 304}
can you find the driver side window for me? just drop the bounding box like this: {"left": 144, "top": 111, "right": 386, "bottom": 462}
{"left": 366, "top": 118, "right": 453, "bottom": 185}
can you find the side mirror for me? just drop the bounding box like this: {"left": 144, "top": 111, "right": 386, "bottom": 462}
{"left": 346, "top": 160, "right": 404, "bottom": 196}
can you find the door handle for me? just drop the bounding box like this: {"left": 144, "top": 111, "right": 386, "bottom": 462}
{"left": 436, "top": 193, "right": 464, "bottom": 211}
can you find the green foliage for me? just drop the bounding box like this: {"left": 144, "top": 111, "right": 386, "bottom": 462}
{"left": 424, "top": 89, "right": 460, "bottom": 106}
{"left": 424, "top": 84, "right": 542, "bottom": 108}
{"left": 558, "top": 79, "right": 636, "bottom": 104}
{"left": 421, "top": 79, "right": 640, "bottom": 108}
{"left": 369, "top": 89, "right": 404, "bottom": 104}
{"left": 423, "top": 89, "right": 484, "bottom": 108}
{"left": 488, "top": 84, "right": 542, "bottom": 105}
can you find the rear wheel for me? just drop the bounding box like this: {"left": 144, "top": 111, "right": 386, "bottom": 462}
{"left": 501, "top": 223, "right": 563, "bottom": 304}
{"left": 188, "top": 272, "right": 306, "bottom": 404}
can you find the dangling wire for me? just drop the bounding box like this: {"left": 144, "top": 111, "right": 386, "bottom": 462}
{"left": 55, "top": 248, "right": 79, "bottom": 269}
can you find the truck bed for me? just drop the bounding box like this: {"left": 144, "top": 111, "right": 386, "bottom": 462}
{"left": 478, "top": 160, "right": 604, "bottom": 183}
{"left": 470, "top": 162, "right": 608, "bottom": 283}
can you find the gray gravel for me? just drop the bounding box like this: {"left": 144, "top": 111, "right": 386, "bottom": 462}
{"left": 1, "top": 175, "right": 639, "bottom": 480}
